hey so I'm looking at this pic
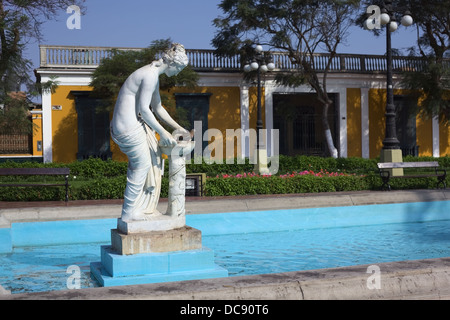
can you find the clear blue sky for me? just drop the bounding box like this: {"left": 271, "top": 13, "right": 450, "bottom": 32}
{"left": 26, "top": 0, "right": 419, "bottom": 70}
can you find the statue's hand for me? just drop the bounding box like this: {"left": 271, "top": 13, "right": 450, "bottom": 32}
{"left": 173, "top": 127, "right": 192, "bottom": 142}
{"left": 159, "top": 131, "right": 177, "bottom": 147}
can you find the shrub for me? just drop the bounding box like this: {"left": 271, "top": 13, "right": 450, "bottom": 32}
{"left": 67, "top": 158, "right": 128, "bottom": 179}
{"left": 0, "top": 156, "right": 448, "bottom": 201}
{"left": 70, "top": 176, "right": 169, "bottom": 201}
{"left": 205, "top": 171, "right": 373, "bottom": 196}
{"left": 0, "top": 186, "right": 66, "bottom": 201}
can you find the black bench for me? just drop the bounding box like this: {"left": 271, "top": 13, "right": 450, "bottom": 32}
{"left": 377, "top": 161, "right": 447, "bottom": 191}
{"left": 0, "top": 168, "right": 70, "bottom": 202}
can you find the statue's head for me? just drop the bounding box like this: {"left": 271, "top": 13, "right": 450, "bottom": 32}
{"left": 162, "top": 43, "right": 189, "bottom": 70}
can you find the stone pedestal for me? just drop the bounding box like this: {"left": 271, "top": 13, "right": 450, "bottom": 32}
{"left": 380, "top": 148, "right": 404, "bottom": 177}
{"left": 111, "top": 226, "right": 202, "bottom": 255}
{"left": 90, "top": 246, "right": 227, "bottom": 288}
{"left": 117, "top": 215, "right": 186, "bottom": 234}
{"left": 90, "top": 223, "right": 228, "bottom": 287}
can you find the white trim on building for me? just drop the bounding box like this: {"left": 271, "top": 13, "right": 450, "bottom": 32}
{"left": 361, "top": 88, "right": 370, "bottom": 159}
{"left": 433, "top": 116, "right": 440, "bottom": 157}
{"left": 38, "top": 70, "right": 94, "bottom": 163}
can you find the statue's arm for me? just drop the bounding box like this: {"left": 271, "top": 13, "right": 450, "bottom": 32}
{"left": 151, "top": 89, "right": 185, "bottom": 132}
{"left": 138, "top": 79, "right": 177, "bottom": 147}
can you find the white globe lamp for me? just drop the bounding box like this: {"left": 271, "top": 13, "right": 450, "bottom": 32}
{"left": 401, "top": 14, "right": 413, "bottom": 27}
{"left": 380, "top": 13, "right": 390, "bottom": 25}
{"left": 389, "top": 21, "right": 398, "bottom": 32}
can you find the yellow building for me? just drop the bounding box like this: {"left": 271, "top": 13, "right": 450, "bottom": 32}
{"left": 2, "top": 45, "right": 448, "bottom": 163}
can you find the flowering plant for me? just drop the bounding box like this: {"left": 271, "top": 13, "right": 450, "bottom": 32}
{"left": 214, "top": 169, "right": 359, "bottom": 179}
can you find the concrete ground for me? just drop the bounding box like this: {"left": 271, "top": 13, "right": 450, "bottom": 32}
{"left": 1, "top": 189, "right": 450, "bottom": 300}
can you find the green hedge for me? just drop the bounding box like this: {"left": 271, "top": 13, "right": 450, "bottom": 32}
{"left": 1, "top": 173, "right": 446, "bottom": 201}
{"left": 185, "top": 155, "right": 450, "bottom": 176}
{"left": 1, "top": 155, "right": 447, "bottom": 177}
{"left": 0, "top": 176, "right": 169, "bottom": 201}
{"left": 204, "top": 174, "right": 373, "bottom": 196}
{"left": 204, "top": 174, "right": 448, "bottom": 196}
{"left": 184, "top": 155, "right": 379, "bottom": 176}
{"left": 0, "top": 156, "right": 448, "bottom": 201}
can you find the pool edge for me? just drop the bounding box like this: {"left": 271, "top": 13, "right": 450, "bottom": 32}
{"left": 1, "top": 189, "right": 449, "bottom": 225}
{"left": 2, "top": 257, "right": 449, "bottom": 300}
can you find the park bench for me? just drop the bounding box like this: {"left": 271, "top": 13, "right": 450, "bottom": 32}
{"left": 0, "top": 168, "right": 70, "bottom": 202}
{"left": 377, "top": 161, "right": 447, "bottom": 191}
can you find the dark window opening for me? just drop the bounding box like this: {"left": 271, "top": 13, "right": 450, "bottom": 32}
{"left": 72, "top": 91, "right": 112, "bottom": 161}
{"left": 273, "top": 93, "right": 338, "bottom": 157}
{"left": 394, "top": 95, "right": 418, "bottom": 157}
{"left": 175, "top": 93, "right": 211, "bottom": 157}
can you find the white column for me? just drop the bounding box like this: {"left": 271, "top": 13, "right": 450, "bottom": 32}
{"left": 361, "top": 88, "right": 370, "bottom": 159}
{"left": 432, "top": 116, "right": 440, "bottom": 157}
{"left": 265, "top": 85, "right": 274, "bottom": 157}
{"left": 339, "top": 89, "right": 348, "bottom": 158}
{"left": 240, "top": 85, "right": 250, "bottom": 158}
{"left": 41, "top": 90, "right": 53, "bottom": 163}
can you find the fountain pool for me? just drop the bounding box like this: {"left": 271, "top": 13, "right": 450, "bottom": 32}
{"left": 1, "top": 200, "right": 449, "bottom": 294}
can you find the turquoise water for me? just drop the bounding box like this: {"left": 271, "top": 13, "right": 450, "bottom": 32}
{"left": 0, "top": 244, "right": 101, "bottom": 293}
{"left": 205, "top": 219, "right": 450, "bottom": 277}
{"left": 1, "top": 201, "right": 450, "bottom": 294}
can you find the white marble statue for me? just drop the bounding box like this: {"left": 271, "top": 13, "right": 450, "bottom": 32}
{"left": 111, "top": 43, "right": 190, "bottom": 223}
{"left": 160, "top": 140, "right": 195, "bottom": 218}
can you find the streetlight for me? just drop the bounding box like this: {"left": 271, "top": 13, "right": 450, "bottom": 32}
{"left": 243, "top": 45, "right": 275, "bottom": 174}
{"left": 365, "top": 1, "right": 413, "bottom": 168}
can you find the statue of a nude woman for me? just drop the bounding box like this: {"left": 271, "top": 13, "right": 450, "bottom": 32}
{"left": 111, "top": 43, "right": 189, "bottom": 222}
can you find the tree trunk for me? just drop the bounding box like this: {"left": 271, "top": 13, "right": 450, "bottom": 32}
{"left": 322, "top": 101, "right": 338, "bottom": 158}
{"left": 302, "top": 59, "right": 339, "bottom": 159}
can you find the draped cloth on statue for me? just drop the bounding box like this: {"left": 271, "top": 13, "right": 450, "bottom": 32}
{"left": 111, "top": 119, "right": 163, "bottom": 221}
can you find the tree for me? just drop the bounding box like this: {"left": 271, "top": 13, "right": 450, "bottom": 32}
{"left": 359, "top": 0, "right": 450, "bottom": 123}
{"left": 0, "top": 0, "right": 85, "bottom": 134}
{"left": 90, "top": 39, "right": 199, "bottom": 129}
{"left": 0, "top": 92, "right": 32, "bottom": 134}
{"left": 400, "top": 0, "right": 450, "bottom": 123}
{"left": 212, "top": 0, "right": 360, "bottom": 158}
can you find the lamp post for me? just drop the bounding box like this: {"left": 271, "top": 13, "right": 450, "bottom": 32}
{"left": 365, "top": 1, "right": 413, "bottom": 169}
{"left": 244, "top": 45, "right": 275, "bottom": 174}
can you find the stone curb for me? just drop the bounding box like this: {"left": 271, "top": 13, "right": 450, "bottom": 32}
{"left": 2, "top": 257, "right": 449, "bottom": 300}
{"left": 0, "top": 285, "right": 11, "bottom": 296}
